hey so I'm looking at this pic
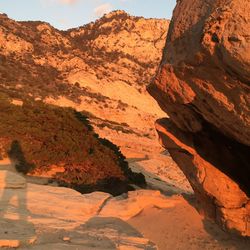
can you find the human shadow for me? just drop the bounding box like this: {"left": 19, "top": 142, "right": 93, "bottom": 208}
{"left": 8, "top": 140, "right": 35, "bottom": 174}
{"left": 0, "top": 170, "right": 27, "bottom": 221}
{"left": 0, "top": 140, "right": 35, "bottom": 245}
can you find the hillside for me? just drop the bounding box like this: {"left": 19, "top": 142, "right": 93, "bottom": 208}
{"left": 0, "top": 11, "right": 187, "bottom": 194}
{"left": 0, "top": 10, "right": 169, "bottom": 99}
{"left": 0, "top": 10, "right": 170, "bottom": 155}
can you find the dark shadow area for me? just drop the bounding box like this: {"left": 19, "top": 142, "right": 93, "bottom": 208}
{"left": 82, "top": 217, "right": 143, "bottom": 237}
{"left": 59, "top": 177, "right": 135, "bottom": 197}
{"left": 74, "top": 110, "right": 94, "bottom": 132}
{"left": 202, "top": 219, "right": 250, "bottom": 249}
{"left": 178, "top": 193, "right": 250, "bottom": 250}
{"left": 194, "top": 120, "right": 250, "bottom": 197}
{"left": 67, "top": 217, "right": 157, "bottom": 250}
{"left": 180, "top": 192, "right": 250, "bottom": 249}
{"left": 158, "top": 117, "right": 250, "bottom": 198}
{"left": 40, "top": 216, "right": 156, "bottom": 250}
{"left": 8, "top": 140, "right": 35, "bottom": 174}
{"left": 97, "top": 137, "right": 146, "bottom": 187}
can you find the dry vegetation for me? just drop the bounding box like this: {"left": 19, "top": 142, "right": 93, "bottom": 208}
{"left": 0, "top": 93, "right": 145, "bottom": 195}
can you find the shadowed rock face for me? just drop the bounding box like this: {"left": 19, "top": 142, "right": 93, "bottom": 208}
{"left": 148, "top": 0, "right": 250, "bottom": 236}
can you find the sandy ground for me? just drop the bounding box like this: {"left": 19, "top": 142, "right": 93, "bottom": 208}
{"left": 128, "top": 197, "right": 250, "bottom": 250}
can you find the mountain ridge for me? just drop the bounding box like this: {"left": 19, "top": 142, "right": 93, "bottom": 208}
{"left": 0, "top": 11, "right": 173, "bottom": 193}
{"left": 0, "top": 10, "right": 169, "bottom": 95}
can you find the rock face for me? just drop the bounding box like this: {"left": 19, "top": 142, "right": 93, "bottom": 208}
{"left": 148, "top": 0, "right": 250, "bottom": 236}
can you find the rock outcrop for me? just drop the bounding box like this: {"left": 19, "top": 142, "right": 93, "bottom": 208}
{"left": 0, "top": 169, "right": 178, "bottom": 249}
{"left": 148, "top": 0, "right": 250, "bottom": 236}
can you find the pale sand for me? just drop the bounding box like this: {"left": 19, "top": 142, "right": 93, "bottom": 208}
{"left": 128, "top": 196, "right": 250, "bottom": 250}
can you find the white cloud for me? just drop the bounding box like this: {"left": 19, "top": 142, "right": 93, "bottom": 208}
{"left": 94, "top": 3, "right": 113, "bottom": 17}
{"left": 59, "top": 0, "right": 78, "bottom": 4}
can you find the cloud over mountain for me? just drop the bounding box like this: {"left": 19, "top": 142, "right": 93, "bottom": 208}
{"left": 94, "top": 3, "right": 113, "bottom": 17}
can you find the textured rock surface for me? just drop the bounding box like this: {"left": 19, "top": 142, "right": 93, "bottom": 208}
{"left": 149, "top": 0, "right": 250, "bottom": 144}
{"left": 148, "top": 0, "right": 250, "bottom": 236}
{"left": 155, "top": 119, "right": 250, "bottom": 236}
{"left": 1, "top": 170, "right": 250, "bottom": 249}
{"left": 99, "top": 190, "right": 181, "bottom": 220}
{"left": 0, "top": 170, "right": 158, "bottom": 249}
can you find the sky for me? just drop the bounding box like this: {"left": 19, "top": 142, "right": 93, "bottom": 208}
{"left": 0, "top": 0, "right": 176, "bottom": 30}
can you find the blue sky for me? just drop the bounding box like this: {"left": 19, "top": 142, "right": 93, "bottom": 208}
{"left": 0, "top": 0, "right": 176, "bottom": 30}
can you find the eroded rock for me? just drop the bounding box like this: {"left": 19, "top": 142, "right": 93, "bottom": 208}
{"left": 148, "top": 0, "right": 250, "bottom": 236}
{"left": 99, "top": 190, "right": 181, "bottom": 220}
{"left": 0, "top": 171, "right": 161, "bottom": 249}
{"left": 155, "top": 118, "right": 250, "bottom": 235}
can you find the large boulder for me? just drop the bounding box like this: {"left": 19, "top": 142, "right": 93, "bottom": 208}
{"left": 148, "top": 0, "right": 250, "bottom": 236}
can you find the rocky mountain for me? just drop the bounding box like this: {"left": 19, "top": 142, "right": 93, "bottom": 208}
{"left": 149, "top": 0, "right": 250, "bottom": 236}
{"left": 0, "top": 10, "right": 171, "bottom": 162}
{"left": 0, "top": 11, "right": 180, "bottom": 194}
{"left": 0, "top": 10, "right": 168, "bottom": 99}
